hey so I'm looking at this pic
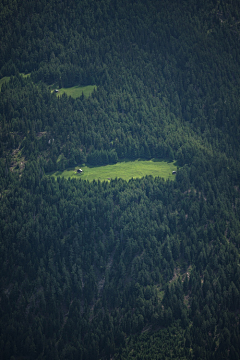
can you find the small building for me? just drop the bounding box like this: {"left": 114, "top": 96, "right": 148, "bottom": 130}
{"left": 77, "top": 169, "right": 83, "bottom": 173}
{"left": 172, "top": 171, "right": 176, "bottom": 175}
{"left": 55, "top": 89, "right": 59, "bottom": 93}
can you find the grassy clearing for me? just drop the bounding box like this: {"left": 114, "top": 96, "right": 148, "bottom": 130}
{"left": 52, "top": 159, "right": 178, "bottom": 182}
{"left": 21, "top": 73, "right": 31, "bottom": 78}
{"left": 0, "top": 76, "right": 10, "bottom": 89}
{"left": 0, "top": 73, "right": 30, "bottom": 89}
{"left": 53, "top": 85, "right": 97, "bottom": 99}
{"left": 156, "top": 288, "right": 165, "bottom": 302}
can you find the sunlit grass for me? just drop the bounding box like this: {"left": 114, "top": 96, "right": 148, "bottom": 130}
{"left": 52, "top": 159, "right": 178, "bottom": 182}
{"left": 21, "top": 73, "right": 30, "bottom": 78}
{"left": 53, "top": 85, "right": 97, "bottom": 99}
{"left": 0, "top": 73, "right": 30, "bottom": 89}
{"left": 0, "top": 76, "right": 10, "bottom": 89}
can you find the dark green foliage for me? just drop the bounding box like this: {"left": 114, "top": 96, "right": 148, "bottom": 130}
{"left": 0, "top": 158, "right": 240, "bottom": 359}
{"left": 87, "top": 149, "right": 118, "bottom": 166}
{"left": 1, "top": 0, "right": 240, "bottom": 359}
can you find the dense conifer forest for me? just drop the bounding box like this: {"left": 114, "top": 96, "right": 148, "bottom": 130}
{"left": 1, "top": 0, "right": 240, "bottom": 359}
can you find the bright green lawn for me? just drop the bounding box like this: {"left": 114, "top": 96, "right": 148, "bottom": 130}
{"left": 54, "top": 85, "right": 97, "bottom": 99}
{"left": 52, "top": 159, "right": 178, "bottom": 182}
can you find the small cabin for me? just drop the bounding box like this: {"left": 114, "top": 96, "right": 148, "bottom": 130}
{"left": 172, "top": 171, "right": 176, "bottom": 175}
{"left": 55, "top": 89, "right": 59, "bottom": 93}
{"left": 77, "top": 169, "right": 83, "bottom": 173}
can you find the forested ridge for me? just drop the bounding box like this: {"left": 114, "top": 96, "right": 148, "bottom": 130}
{"left": 1, "top": 0, "right": 240, "bottom": 359}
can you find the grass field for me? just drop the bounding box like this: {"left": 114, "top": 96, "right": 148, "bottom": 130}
{"left": 0, "top": 76, "right": 10, "bottom": 89}
{"left": 21, "top": 73, "right": 30, "bottom": 78}
{"left": 52, "top": 159, "right": 178, "bottom": 182}
{"left": 0, "top": 73, "right": 30, "bottom": 89}
{"left": 54, "top": 85, "right": 97, "bottom": 99}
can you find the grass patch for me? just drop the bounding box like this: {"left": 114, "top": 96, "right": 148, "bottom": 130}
{"left": 0, "top": 76, "right": 10, "bottom": 89}
{"left": 20, "top": 73, "right": 31, "bottom": 78}
{"left": 53, "top": 85, "right": 97, "bottom": 99}
{"left": 0, "top": 73, "right": 30, "bottom": 89}
{"left": 52, "top": 159, "right": 178, "bottom": 182}
{"left": 156, "top": 289, "right": 165, "bottom": 303}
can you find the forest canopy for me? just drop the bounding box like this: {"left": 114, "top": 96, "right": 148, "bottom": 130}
{"left": 0, "top": 0, "right": 240, "bottom": 359}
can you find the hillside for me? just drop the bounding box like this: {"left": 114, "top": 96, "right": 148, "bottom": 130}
{"left": 1, "top": 0, "right": 240, "bottom": 359}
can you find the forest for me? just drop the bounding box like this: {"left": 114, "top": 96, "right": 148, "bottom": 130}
{"left": 0, "top": 0, "right": 240, "bottom": 359}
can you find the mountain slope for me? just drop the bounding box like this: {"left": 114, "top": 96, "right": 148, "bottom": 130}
{"left": 0, "top": 1, "right": 240, "bottom": 359}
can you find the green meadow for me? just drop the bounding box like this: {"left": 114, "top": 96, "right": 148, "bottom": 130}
{"left": 52, "top": 159, "right": 178, "bottom": 182}
{"left": 0, "top": 76, "right": 10, "bottom": 89}
{"left": 0, "top": 73, "right": 30, "bottom": 89}
{"left": 54, "top": 85, "right": 97, "bottom": 99}
{"left": 0, "top": 76, "right": 96, "bottom": 99}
